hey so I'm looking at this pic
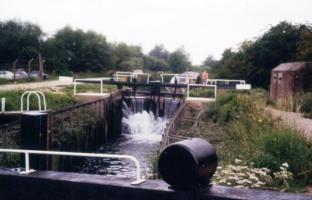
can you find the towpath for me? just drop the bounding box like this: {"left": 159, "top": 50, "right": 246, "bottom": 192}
{"left": 265, "top": 108, "right": 312, "bottom": 140}
{"left": 0, "top": 80, "right": 73, "bottom": 91}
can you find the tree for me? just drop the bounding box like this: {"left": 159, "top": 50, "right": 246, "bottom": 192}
{"left": 112, "top": 43, "right": 144, "bottom": 71}
{"left": 144, "top": 56, "right": 169, "bottom": 71}
{"left": 213, "top": 21, "right": 307, "bottom": 87}
{"left": 168, "top": 48, "right": 191, "bottom": 73}
{"left": 43, "top": 26, "right": 114, "bottom": 73}
{"left": 149, "top": 44, "right": 169, "bottom": 61}
{"left": 297, "top": 25, "right": 312, "bottom": 61}
{"left": 0, "top": 20, "right": 43, "bottom": 65}
{"left": 202, "top": 55, "right": 217, "bottom": 67}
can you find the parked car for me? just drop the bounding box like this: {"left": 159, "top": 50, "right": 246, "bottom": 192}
{"left": 0, "top": 70, "right": 14, "bottom": 80}
{"left": 30, "top": 71, "right": 49, "bottom": 79}
{"left": 15, "top": 69, "right": 29, "bottom": 79}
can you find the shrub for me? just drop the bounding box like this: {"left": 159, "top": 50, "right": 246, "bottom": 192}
{"left": 188, "top": 87, "right": 215, "bottom": 98}
{"left": 301, "top": 92, "right": 312, "bottom": 118}
{"left": 253, "top": 129, "right": 312, "bottom": 176}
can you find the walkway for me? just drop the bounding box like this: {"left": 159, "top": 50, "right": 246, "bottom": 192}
{"left": 266, "top": 108, "right": 312, "bottom": 140}
{"left": 0, "top": 80, "right": 73, "bottom": 91}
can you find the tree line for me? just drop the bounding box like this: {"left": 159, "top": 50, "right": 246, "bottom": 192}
{"left": 1, "top": 20, "right": 312, "bottom": 88}
{"left": 0, "top": 20, "right": 191, "bottom": 75}
{"left": 206, "top": 21, "right": 312, "bottom": 88}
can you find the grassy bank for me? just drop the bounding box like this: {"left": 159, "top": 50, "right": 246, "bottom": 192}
{"left": 0, "top": 90, "right": 77, "bottom": 111}
{"left": 196, "top": 90, "right": 312, "bottom": 192}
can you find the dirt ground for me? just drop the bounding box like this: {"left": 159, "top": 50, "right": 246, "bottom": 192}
{"left": 0, "top": 80, "right": 73, "bottom": 91}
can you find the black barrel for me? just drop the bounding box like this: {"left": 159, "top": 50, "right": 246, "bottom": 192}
{"left": 158, "top": 138, "right": 218, "bottom": 189}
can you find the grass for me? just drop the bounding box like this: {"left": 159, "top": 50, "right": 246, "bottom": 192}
{"left": 273, "top": 92, "right": 312, "bottom": 119}
{"left": 0, "top": 90, "right": 77, "bottom": 111}
{"left": 62, "top": 84, "right": 117, "bottom": 94}
{"left": 198, "top": 89, "right": 312, "bottom": 192}
{"left": 188, "top": 87, "right": 215, "bottom": 98}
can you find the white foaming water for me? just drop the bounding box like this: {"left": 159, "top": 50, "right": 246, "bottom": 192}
{"left": 122, "top": 110, "right": 167, "bottom": 143}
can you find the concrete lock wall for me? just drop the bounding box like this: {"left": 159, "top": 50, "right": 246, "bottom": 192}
{"left": 0, "top": 170, "right": 311, "bottom": 200}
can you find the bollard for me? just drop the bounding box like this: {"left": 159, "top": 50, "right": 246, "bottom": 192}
{"left": 158, "top": 138, "right": 218, "bottom": 189}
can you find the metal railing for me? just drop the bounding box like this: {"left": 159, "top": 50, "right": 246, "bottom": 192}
{"left": 186, "top": 84, "right": 217, "bottom": 102}
{"left": 20, "top": 91, "right": 47, "bottom": 112}
{"left": 206, "top": 79, "right": 246, "bottom": 85}
{"left": 74, "top": 78, "right": 112, "bottom": 95}
{"left": 160, "top": 73, "right": 197, "bottom": 84}
{"left": 0, "top": 149, "right": 145, "bottom": 185}
{"left": 114, "top": 71, "right": 151, "bottom": 83}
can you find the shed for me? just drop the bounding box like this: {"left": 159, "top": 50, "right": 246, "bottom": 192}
{"left": 270, "top": 62, "right": 312, "bottom": 101}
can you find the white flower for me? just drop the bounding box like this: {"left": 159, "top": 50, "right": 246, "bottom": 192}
{"left": 281, "top": 163, "right": 289, "bottom": 168}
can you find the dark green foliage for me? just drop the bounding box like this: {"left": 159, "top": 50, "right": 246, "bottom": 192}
{"left": 0, "top": 20, "right": 43, "bottom": 64}
{"left": 211, "top": 22, "right": 312, "bottom": 88}
{"left": 253, "top": 130, "right": 312, "bottom": 176}
{"left": 149, "top": 44, "right": 169, "bottom": 61}
{"left": 44, "top": 26, "right": 115, "bottom": 73}
{"left": 168, "top": 48, "right": 191, "bottom": 73}
{"left": 188, "top": 88, "right": 215, "bottom": 98}
{"left": 0, "top": 20, "right": 191, "bottom": 75}
{"left": 301, "top": 92, "right": 312, "bottom": 118}
{"left": 144, "top": 55, "right": 169, "bottom": 71}
{"left": 204, "top": 92, "right": 238, "bottom": 124}
{"left": 113, "top": 43, "right": 144, "bottom": 71}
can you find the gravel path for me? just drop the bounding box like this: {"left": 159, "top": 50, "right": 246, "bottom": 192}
{"left": 265, "top": 107, "right": 312, "bottom": 140}
{"left": 0, "top": 80, "right": 73, "bottom": 91}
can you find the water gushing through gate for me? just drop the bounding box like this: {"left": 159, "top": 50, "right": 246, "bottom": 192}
{"left": 82, "top": 97, "right": 181, "bottom": 178}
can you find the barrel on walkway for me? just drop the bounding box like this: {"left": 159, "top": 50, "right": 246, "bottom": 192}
{"left": 158, "top": 138, "right": 218, "bottom": 189}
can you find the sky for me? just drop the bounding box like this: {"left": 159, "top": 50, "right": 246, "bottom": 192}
{"left": 0, "top": 0, "right": 311, "bottom": 65}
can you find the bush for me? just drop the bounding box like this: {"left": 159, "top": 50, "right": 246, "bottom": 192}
{"left": 188, "top": 88, "right": 215, "bottom": 98}
{"left": 301, "top": 92, "right": 312, "bottom": 118}
{"left": 253, "top": 129, "right": 312, "bottom": 176}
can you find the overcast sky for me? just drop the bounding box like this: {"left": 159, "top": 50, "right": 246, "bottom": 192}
{"left": 0, "top": 0, "right": 311, "bottom": 64}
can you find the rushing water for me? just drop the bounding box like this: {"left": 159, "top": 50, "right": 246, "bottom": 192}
{"left": 81, "top": 97, "right": 181, "bottom": 178}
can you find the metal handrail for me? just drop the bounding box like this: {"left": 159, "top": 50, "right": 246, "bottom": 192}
{"left": 74, "top": 78, "right": 112, "bottom": 94}
{"left": 186, "top": 84, "right": 217, "bottom": 101}
{"left": 115, "top": 71, "right": 151, "bottom": 83}
{"left": 20, "top": 91, "right": 47, "bottom": 112}
{"left": 0, "top": 149, "right": 145, "bottom": 185}
{"left": 207, "top": 79, "right": 246, "bottom": 85}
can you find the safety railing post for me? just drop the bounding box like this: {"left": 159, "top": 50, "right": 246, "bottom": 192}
{"left": 74, "top": 79, "right": 77, "bottom": 95}
{"left": 25, "top": 152, "right": 30, "bottom": 172}
{"left": 1, "top": 98, "right": 5, "bottom": 112}
{"left": 101, "top": 80, "right": 103, "bottom": 93}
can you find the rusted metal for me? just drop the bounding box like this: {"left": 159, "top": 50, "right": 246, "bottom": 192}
{"left": 270, "top": 62, "right": 312, "bottom": 102}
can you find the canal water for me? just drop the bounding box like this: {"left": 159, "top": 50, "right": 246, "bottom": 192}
{"left": 81, "top": 97, "right": 181, "bottom": 178}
